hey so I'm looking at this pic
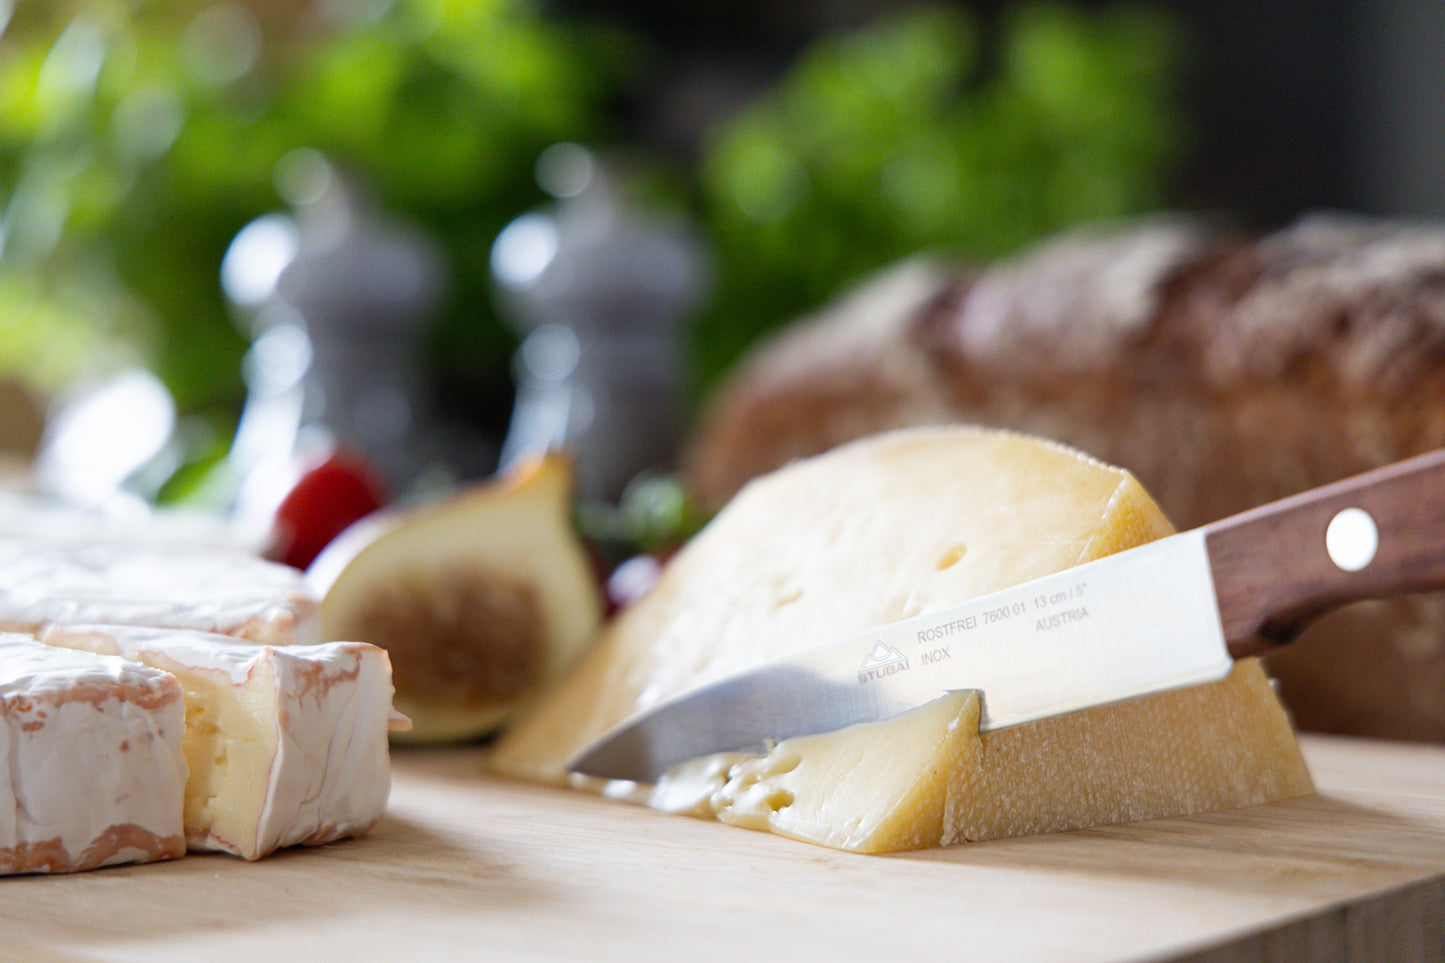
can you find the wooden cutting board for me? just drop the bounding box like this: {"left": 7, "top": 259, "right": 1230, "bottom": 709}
{"left": 4, "top": 734, "right": 1442, "bottom": 962}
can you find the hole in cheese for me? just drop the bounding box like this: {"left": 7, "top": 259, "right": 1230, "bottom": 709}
{"left": 936, "top": 544, "right": 968, "bottom": 569}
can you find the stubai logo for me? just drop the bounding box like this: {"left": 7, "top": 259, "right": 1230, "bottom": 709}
{"left": 858, "top": 640, "right": 909, "bottom": 682}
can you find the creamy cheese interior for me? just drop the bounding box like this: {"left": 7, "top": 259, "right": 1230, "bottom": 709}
{"left": 165, "top": 655, "right": 275, "bottom": 852}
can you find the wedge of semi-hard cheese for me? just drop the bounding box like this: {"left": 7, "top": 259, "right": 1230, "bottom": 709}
{"left": 2, "top": 633, "right": 188, "bottom": 874}
{"left": 490, "top": 426, "right": 1313, "bottom": 852}
{"left": 41, "top": 623, "right": 398, "bottom": 860}
{"left": 0, "top": 539, "right": 318, "bottom": 646}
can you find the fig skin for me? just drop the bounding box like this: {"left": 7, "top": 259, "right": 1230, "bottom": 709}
{"left": 307, "top": 454, "right": 605, "bottom": 743}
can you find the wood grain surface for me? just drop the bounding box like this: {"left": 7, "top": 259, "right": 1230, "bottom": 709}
{"left": 4, "top": 735, "right": 1442, "bottom": 962}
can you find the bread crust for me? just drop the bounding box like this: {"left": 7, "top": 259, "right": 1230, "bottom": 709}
{"left": 684, "top": 213, "right": 1445, "bottom": 741}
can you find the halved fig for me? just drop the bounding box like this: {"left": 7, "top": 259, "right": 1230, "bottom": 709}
{"left": 307, "top": 454, "right": 604, "bottom": 743}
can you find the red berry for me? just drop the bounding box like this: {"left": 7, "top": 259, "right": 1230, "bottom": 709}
{"left": 272, "top": 452, "right": 388, "bottom": 570}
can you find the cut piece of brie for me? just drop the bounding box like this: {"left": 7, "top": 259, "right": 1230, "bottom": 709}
{"left": 2, "top": 633, "right": 187, "bottom": 874}
{"left": 41, "top": 623, "right": 397, "bottom": 860}
{"left": 491, "top": 426, "right": 1313, "bottom": 852}
{"left": 0, "top": 539, "right": 318, "bottom": 646}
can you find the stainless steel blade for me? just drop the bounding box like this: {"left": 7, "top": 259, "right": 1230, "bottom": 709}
{"left": 570, "top": 529, "right": 1234, "bottom": 783}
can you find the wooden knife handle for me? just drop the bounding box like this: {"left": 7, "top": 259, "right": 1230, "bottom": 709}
{"left": 1205, "top": 448, "right": 1445, "bottom": 658}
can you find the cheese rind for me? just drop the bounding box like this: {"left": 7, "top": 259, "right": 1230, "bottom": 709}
{"left": 0, "top": 540, "right": 318, "bottom": 646}
{"left": 1, "top": 633, "right": 187, "bottom": 874}
{"left": 41, "top": 624, "right": 395, "bottom": 860}
{"left": 942, "top": 659, "right": 1311, "bottom": 844}
{"left": 492, "top": 426, "right": 1313, "bottom": 852}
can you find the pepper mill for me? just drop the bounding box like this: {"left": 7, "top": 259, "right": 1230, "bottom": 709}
{"left": 223, "top": 152, "right": 445, "bottom": 532}
{"left": 492, "top": 144, "right": 708, "bottom": 504}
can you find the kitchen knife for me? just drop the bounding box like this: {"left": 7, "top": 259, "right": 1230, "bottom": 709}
{"left": 571, "top": 448, "right": 1445, "bottom": 783}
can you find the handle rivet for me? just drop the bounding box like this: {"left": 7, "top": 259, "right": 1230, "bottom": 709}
{"left": 1326, "top": 507, "right": 1378, "bottom": 572}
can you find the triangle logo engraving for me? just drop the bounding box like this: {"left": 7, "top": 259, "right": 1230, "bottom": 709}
{"left": 858, "top": 641, "right": 909, "bottom": 682}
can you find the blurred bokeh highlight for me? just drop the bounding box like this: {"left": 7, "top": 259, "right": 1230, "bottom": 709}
{"left": 0, "top": 0, "right": 1437, "bottom": 534}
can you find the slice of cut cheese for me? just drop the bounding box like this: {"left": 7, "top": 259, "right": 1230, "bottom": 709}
{"left": 650, "top": 692, "right": 978, "bottom": 852}
{"left": 654, "top": 660, "right": 1307, "bottom": 853}
{"left": 490, "top": 426, "right": 1313, "bottom": 852}
{"left": 41, "top": 623, "right": 397, "bottom": 860}
{"left": 1, "top": 633, "right": 188, "bottom": 874}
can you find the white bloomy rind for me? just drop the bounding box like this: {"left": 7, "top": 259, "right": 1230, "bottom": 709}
{"left": 41, "top": 624, "right": 394, "bottom": 860}
{"left": 0, "top": 539, "right": 319, "bottom": 646}
{"left": 1, "top": 633, "right": 188, "bottom": 874}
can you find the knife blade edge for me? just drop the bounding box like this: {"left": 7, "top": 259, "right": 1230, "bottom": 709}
{"left": 571, "top": 529, "right": 1234, "bottom": 783}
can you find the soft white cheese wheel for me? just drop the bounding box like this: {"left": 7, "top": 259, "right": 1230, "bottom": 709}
{"left": 0, "top": 539, "right": 319, "bottom": 646}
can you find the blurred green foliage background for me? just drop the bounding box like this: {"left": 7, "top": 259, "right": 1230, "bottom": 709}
{"left": 0, "top": 0, "right": 1190, "bottom": 496}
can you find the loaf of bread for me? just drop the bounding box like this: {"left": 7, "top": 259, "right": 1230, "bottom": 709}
{"left": 684, "top": 213, "right": 1445, "bottom": 741}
